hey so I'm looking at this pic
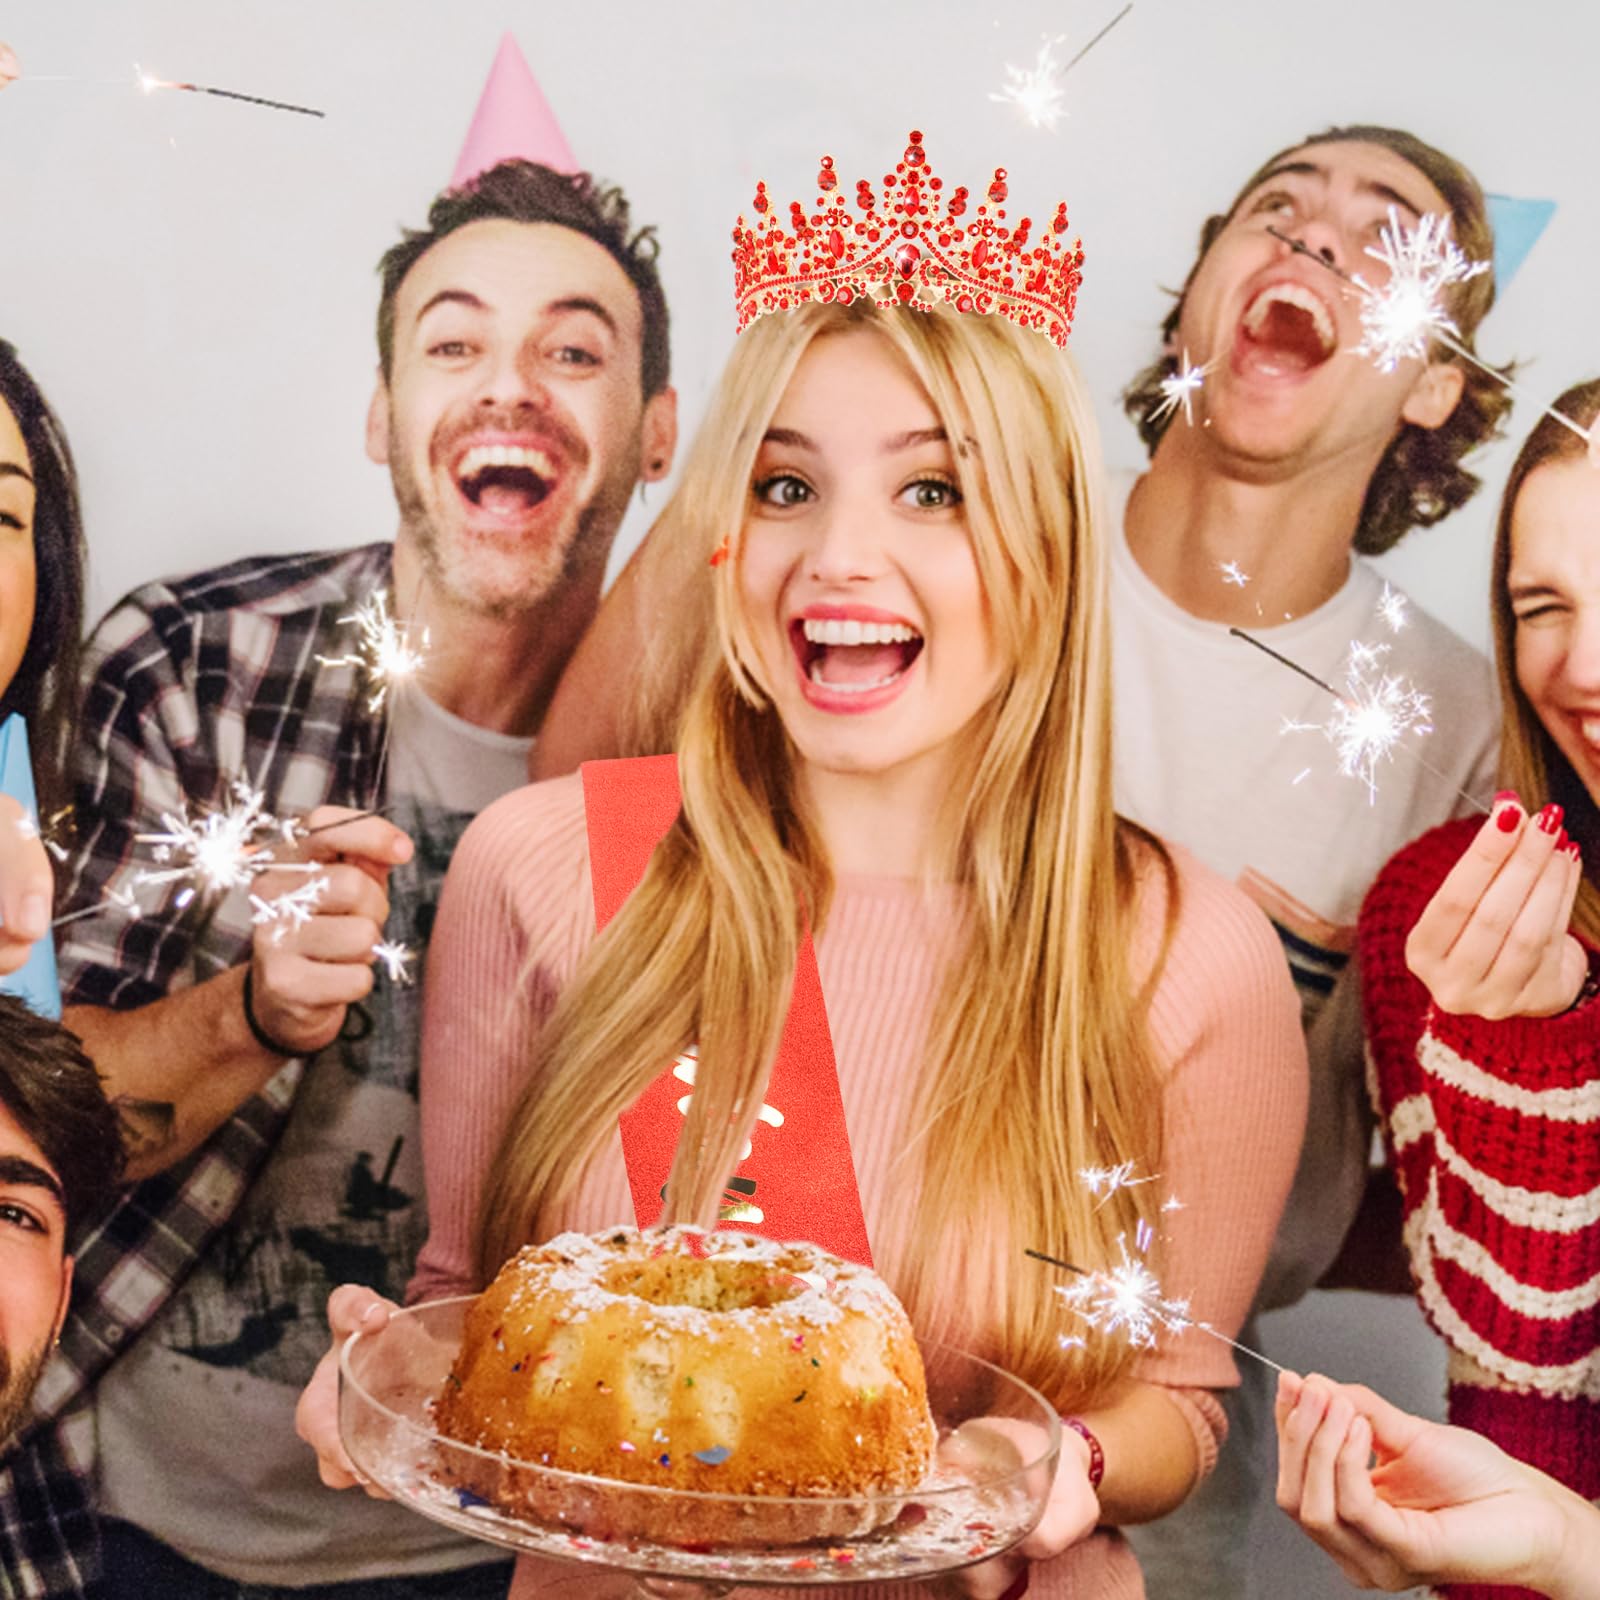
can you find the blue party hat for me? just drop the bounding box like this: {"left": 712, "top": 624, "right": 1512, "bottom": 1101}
{"left": 1485, "top": 194, "right": 1557, "bottom": 294}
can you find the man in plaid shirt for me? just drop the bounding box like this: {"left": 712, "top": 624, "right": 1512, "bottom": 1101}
{"left": 0, "top": 158, "right": 677, "bottom": 1598}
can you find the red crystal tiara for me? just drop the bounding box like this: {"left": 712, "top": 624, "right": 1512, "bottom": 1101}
{"left": 731, "top": 130, "right": 1084, "bottom": 348}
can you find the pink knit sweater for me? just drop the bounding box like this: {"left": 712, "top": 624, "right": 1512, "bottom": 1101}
{"left": 412, "top": 773, "right": 1308, "bottom": 1599}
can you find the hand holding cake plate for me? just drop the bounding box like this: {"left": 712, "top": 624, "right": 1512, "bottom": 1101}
{"left": 339, "top": 1296, "right": 1060, "bottom": 1593}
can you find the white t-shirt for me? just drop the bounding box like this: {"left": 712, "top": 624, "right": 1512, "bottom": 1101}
{"left": 1110, "top": 472, "right": 1499, "bottom": 1304}
{"left": 96, "top": 684, "right": 533, "bottom": 1583}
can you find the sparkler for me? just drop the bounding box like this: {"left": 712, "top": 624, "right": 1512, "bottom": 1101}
{"left": 1231, "top": 625, "right": 1486, "bottom": 812}
{"left": 1350, "top": 208, "right": 1488, "bottom": 373}
{"left": 317, "top": 593, "right": 430, "bottom": 714}
{"left": 1377, "top": 581, "right": 1409, "bottom": 633}
{"left": 371, "top": 940, "right": 415, "bottom": 986}
{"left": 1025, "top": 1245, "right": 1286, "bottom": 1373}
{"left": 14, "top": 807, "right": 72, "bottom": 864}
{"left": 1152, "top": 350, "right": 1212, "bottom": 427}
{"left": 1281, "top": 638, "right": 1434, "bottom": 804}
{"left": 51, "top": 884, "right": 143, "bottom": 932}
{"left": 131, "top": 780, "right": 315, "bottom": 907}
{"left": 13, "top": 55, "right": 324, "bottom": 118}
{"left": 135, "top": 62, "right": 325, "bottom": 118}
{"left": 1218, "top": 560, "right": 1251, "bottom": 588}
{"left": 1054, "top": 1234, "right": 1193, "bottom": 1350}
{"left": 989, "top": 5, "right": 1133, "bottom": 130}
{"left": 1267, "top": 218, "right": 1595, "bottom": 453}
{"left": 1079, "top": 1160, "right": 1155, "bottom": 1206}
{"left": 250, "top": 876, "right": 330, "bottom": 942}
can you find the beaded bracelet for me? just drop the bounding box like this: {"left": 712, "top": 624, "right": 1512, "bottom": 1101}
{"left": 1061, "top": 1414, "right": 1105, "bottom": 1489}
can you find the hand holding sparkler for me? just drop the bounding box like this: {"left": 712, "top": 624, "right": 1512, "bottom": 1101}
{"left": 1402, "top": 795, "right": 1587, "bottom": 1019}
{"left": 1274, "top": 1372, "right": 1591, "bottom": 1596}
{"left": 0, "top": 795, "right": 54, "bottom": 975}
{"left": 245, "top": 806, "right": 413, "bottom": 1057}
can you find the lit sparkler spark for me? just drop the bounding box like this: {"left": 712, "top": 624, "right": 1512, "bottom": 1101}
{"left": 250, "top": 876, "right": 330, "bottom": 942}
{"left": 1377, "top": 581, "right": 1409, "bottom": 633}
{"left": 132, "top": 780, "right": 315, "bottom": 906}
{"left": 989, "top": 5, "right": 1133, "bottom": 131}
{"left": 15, "top": 807, "right": 73, "bottom": 863}
{"left": 1079, "top": 1159, "right": 1156, "bottom": 1206}
{"left": 107, "top": 884, "right": 143, "bottom": 920}
{"left": 1352, "top": 208, "right": 1489, "bottom": 373}
{"left": 1283, "top": 638, "right": 1434, "bottom": 804}
{"left": 1218, "top": 560, "right": 1251, "bottom": 588}
{"left": 1271, "top": 222, "right": 1592, "bottom": 456}
{"left": 134, "top": 61, "right": 325, "bottom": 118}
{"left": 990, "top": 35, "right": 1070, "bottom": 130}
{"left": 1027, "top": 1243, "right": 1286, "bottom": 1373}
{"left": 1054, "top": 1233, "right": 1192, "bottom": 1350}
{"left": 371, "top": 940, "right": 415, "bottom": 985}
{"left": 318, "top": 593, "right": 430, "bottom": 713}
{"left": 1152, "top": 350, "right": 1211, "bottom": 427}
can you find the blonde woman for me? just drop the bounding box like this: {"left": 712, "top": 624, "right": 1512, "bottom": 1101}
{"left": 298, "top": 142, "right": 1308, "bottom": 1598}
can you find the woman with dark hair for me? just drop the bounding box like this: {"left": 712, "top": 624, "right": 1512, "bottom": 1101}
{"left": 1358, "top": 379, "right": 1600, "bottom": 1600}
{"left": 0, "top": 342, "right": 87, "bottom": 973}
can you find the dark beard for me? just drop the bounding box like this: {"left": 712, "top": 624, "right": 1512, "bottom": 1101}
{"left": 390, "top": 452, "right": 627, "bottom": 623}
{"left": 386, "top": 407, "right": 637, "bottom": 622}
{"left": 0, "top": 1337, "right": 51, "bottom": 1449}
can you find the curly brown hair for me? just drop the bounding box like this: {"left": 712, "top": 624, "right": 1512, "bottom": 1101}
{"left": 1122, "top": 125, "right": 1514, "bottom": 556}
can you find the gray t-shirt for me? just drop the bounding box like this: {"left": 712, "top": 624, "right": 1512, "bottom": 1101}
{"left": 96, "top": 683, "right": 532, "bottom": 1583}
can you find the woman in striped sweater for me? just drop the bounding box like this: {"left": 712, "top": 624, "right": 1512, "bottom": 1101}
{"left": 1359, "top": 379, "right": 1600, "bottom": 1600}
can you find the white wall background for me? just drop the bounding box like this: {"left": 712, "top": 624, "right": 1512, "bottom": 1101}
{"left": 3, "top": 3, "right": 1597, "bottom": 1594}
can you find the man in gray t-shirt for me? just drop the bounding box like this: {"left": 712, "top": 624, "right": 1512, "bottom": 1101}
{"left": 1114, "top": 122, "right": 1509, "bottom": 1600}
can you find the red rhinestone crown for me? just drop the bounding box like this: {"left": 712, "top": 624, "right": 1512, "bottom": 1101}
{"left": 731, "top": 130, "right": 1085, "bottom": 348}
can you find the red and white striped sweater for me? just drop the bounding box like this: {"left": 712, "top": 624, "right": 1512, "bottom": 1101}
{"left": 1361, "top": 817, "right": 1600, "bottom": 1600}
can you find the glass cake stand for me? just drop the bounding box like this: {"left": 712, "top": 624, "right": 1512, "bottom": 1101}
{"left": 340, "top": 1296, "right": 1060, "bottom": 1594}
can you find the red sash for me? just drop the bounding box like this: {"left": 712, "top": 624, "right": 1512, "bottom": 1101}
{"left": 581, "top": 756, "right": 872, "bottom": 1266}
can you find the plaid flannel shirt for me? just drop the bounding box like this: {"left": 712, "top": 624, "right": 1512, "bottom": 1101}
{"left": 0, "top": 543, "right": 394, "bottom": 1598}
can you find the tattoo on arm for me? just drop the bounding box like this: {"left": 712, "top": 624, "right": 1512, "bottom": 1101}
{"left": 112, "top": 1095, "right": 177, "bottom": 1162}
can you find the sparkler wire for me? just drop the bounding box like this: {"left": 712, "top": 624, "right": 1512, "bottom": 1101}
{"left": 299, "top": 806, "right": 394, "bottom": 840}
{"left": 1227, "top": 628, "right": 1338, "bottom": 698}
{"left": 1060, "top": 2, "right": 1135, "bottom": 72}
{"left": 48, "top": 805, "right": 390, "bottom": 931}
{"left": 166, "top": 81, "right": 324, "bottom": 118}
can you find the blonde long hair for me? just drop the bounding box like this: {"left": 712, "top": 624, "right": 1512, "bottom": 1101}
{"left": 476, "top": 300, "right": 1176, "bottom": 1407}
{"left": 1490, "top": 377, "right": 1600, "bottom": 945}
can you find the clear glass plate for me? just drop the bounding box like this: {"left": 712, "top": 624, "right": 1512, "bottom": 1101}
{"left": 340, "top": 1296, "right": 1059, "bottom": 1590}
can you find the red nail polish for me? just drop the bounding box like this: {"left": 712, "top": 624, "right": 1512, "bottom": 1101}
{"left": 1496, "top": 806, "right": 1520, "bottom": 833}
{"left": 1494, "top": 789, "right": 1518, "bottom": 805}
{"left": 1563, "top": 839, "right": 1583, "bottom": 861}
{"left": 1537, "top": 803, "right": 1565, "bottom": 836}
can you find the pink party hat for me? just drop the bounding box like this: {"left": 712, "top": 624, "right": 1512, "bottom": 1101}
{"left": 451, "top": 33, "right": 577, "bottom": 189}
